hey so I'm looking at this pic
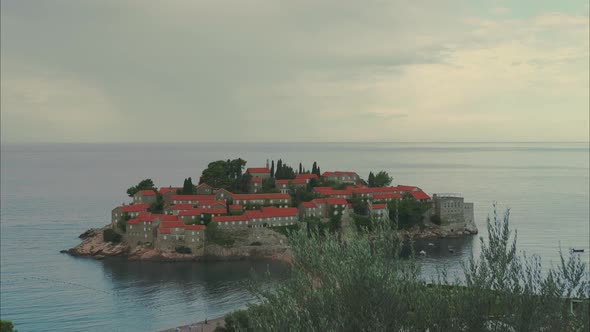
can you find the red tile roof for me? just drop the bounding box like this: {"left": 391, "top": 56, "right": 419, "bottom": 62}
{"left": 159, "top": 187, "right": 181, "bottom": 195}
{"left": 196, "top": 200, "right": 227, "bottom": 207}
{"left": 260, "top": 206, "right": 298, "bottom": 217}
{"left": 119, "top": 203, "right": 151, "bottom": 213}
{"left": 371, "top": 203, "right": 387, "bottom": 209}
{"left": 170, "top": 195, "right": 216, "bottom": 201}
{"left": 178, "top": 208, "right": 226, "bottom": 216}
{"left": 232, "top": 193, "right": 291, "bottom": 201}
{"left": 410, "top": 191, "right": 430, "bottom": 200}
{"left": 229, "top": 204, "right": 243, "bottom": 210}
{"left": 325, "top": 198, "right": 348, "bottom": 205}
{"left": 185, "top": 225, "right": 206, "bottom": 230}
{"left": 196, "top": 183, "right": 212, "bottom": 189}
{"left": 159, "top": 228, "right": 171, "bottom": 234}
{"left": 397, "top": 185, "right": 420, "bottom": 192}
{"left": 127, "top": 218, "right": 140, "bottom": 225}
{"left": 250, "top": 176, "right": 263, "bottom": 183}
{"left": 137, "top": 190, "right": 156, "bottom": 196}
{"left": 373, "top": 193, "right": 402, "bottom": 200}
{"left": 301, "top": 202, "right": 317, "bottom": 208}
{"left": 169, "top": 204, "right": 195, "bottom": 211}
{"left": 246, "top": 167, "right": 270, "bottom": 174}
{"left": 276, "top": 178, "right": 307, "bottom": 185}
{"left": 160, "top": 221, "right": 186, "bottom": 228}
{"left": 213, "top": 215, "right": 249, "bottom": 222}
{"left": 295, "top": 173, "right": 318, "bottom": 180}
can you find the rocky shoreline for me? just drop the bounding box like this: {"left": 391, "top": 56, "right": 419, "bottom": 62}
{"left": 62, "top": 220, "right": 476, "bottom": 262}
{"left": 62, "top": 225, "right": 293, "bottom": 263}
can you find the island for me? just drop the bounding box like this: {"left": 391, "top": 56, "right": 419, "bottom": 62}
{"left": 64, "top": 158, "right": 478, "bottom": 261}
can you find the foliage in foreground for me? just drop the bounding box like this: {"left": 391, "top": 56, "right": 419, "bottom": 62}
{"left": 221, "top": 206, "right": 589, "bottom": 332}
{"left": 0, "top": 320, "right": 17, "bottom": 332}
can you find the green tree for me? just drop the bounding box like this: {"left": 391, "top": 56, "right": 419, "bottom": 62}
{"left": 349, "top": 194, "right": 369, "bottom": 215}
{"left": 372, "top": 171, "right": 393, "bottom": 187}
{"left": 388, "top": 194, "right": 430, "bottom": 229}
{"left": 148, "top": 193, "right": 164, "bottom": 214}
{"left": 200, "top": 159, "right": 247, "bottom": 189}
{"left": 182, "top": 177, "right": 194, "bottom": 195}
{"left": 126, "top": 179, "right": 156, "bottom": 197}
{"left": 0, "top": 320, "right": 17, "bottom": 332}
{"left": 221, "top": 207, "right": 589, "bottom": 331}
{"left": 117, "top": 213, "right": 131, "bottom": 232}
{"left": 103, "top": 228, "right": 122, "bottom": 243}
{"left": 368, "top": 172, "right": 375, "bottom": 187}
{"left": 299, "top": 163, "right": 303, "bottom": 174}
{"left": 312, "top": 162, "right": 317, "bottom": 175}
{"left": 270, "top": 160, "right": 275, "bottom": 178}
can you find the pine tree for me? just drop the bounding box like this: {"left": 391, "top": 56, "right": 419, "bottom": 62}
{"left": 299, "top": 163, "right": 303, "bottom": 174}
{"left": 312, "top": 162, "right": 317, "bottom": 175}
{"left": 270, "top": 160, "right": 275, "bottom": 178}
{"left": 368, "top": 172, "right": 375, "bottom": 187}
{"left": 316, "top": 166, "right": 321, "bottom": 176}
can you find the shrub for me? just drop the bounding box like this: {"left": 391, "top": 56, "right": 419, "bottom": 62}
{"left": 223, "top": 205, "right": 590, "bottom": 331}
{"left": 103, "top": 229, "right": 122, "bottom": 243}
{"left": 430, "top": 214, "right": 442, "bottom": 225}
{"left": 0, "top": 320, "right": 17, "bottom": 332}
{"left": 206, "top": 222, "right": 236, "bottom": 246}
{"left": 271, "top": 224, "right": 300, "bottom": 237}
{"left": 250, "top": 241, "right": 263, "bottom": 246}
{"left": 175, "top": 246, "right": 192, "bottom": 254}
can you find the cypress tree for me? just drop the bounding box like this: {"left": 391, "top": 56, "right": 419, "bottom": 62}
{"left": 368, "top": 172, "right": 375, "bottom": 187}
{"left": 270, "top": 160, "right": 275, "bottom": 178}
{"left": 299, "top": 163, "right": 303, "bottom": 174}
{"left": 312, "top": 162, "right": 317, "bottom": 175}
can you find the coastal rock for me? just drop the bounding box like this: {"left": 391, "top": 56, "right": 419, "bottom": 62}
{"left": 65, "top": 226, "right": 129, "bottom": 258}
{"left": 79, "top": 228, "right": 99, "bottom": 239}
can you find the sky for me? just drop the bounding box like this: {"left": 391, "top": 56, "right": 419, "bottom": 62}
{"left": 1, "top": 0, "right": 589, "bottom": 143}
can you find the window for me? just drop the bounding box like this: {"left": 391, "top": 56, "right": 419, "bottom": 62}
{"left": 129, "top": 225, "right": 133, "bottom": 229}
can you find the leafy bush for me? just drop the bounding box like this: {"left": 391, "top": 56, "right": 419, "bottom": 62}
{"left": 430, "top": 214, "right": 442, "bottom": 225}
{"left": 271, "top": 224, "right": 300, "bottom": 237}
{"left": 206, "top": 222, "right": 236, "bottom": 246}
{"left": 175, "top": 246, "right": 192, "bottom": 254}
{"left": 0, "top": 320, "right": 17, "bottom": 332}
{"left": 103, "top": 229, "right": 122, "bottom": 243}
{"left": 224, "top": 206, "right": 590, "bottom": 331}
{"left": 250, "top": 241, "right": 262, "bottom": 246}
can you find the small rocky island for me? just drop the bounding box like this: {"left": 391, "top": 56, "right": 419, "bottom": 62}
{"left": 64, "top": 159, "right": 477, "bottom": 261}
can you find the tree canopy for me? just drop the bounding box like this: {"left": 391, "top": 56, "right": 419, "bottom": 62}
{"left": 368, "top": 170, "right": 393, "bottom": 187}
{"left": 126, "top": 179, "right": 156, "bottom": 197}
{"left": 199, "top": 158, "right": 247, "bottom": 189}
{"left": 219, "top": 207, "right": 590, "bottom": 331}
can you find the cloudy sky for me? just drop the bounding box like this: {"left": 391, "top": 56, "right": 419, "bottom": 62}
{"left": 1, "top": 0, "right": 588, "bottom": 143}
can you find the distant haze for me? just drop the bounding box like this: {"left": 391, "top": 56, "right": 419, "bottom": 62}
{"left": 1, "top": 1, "right": 588, "bottom": 143}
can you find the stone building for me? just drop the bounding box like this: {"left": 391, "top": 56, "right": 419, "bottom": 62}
{"left": 177, "top": 208, "right": 227, "bottom": 224}
{"left": 133, "top": 190, "right": 157, "bottom": 204}
{"left": 275, "top": 178, "right": 307, "bottom": 194}
{"left": 368, "top": 203, "right": 389, "bottom": 221}
{"left": 195, "top": 183, "right": 214, "bottom": 195}
{"left": 232, "top": 193, "right": 291, "bottom": 207}
{"left": 248, "top": 177, "right": 262, "bottom": 193}
{"left": 298, "top": 198, "right": 349, "bottom": 220}
{"left": 246, "top": 167, "right": 271, "bottom": 179}
{"left": 111, "top": 203, "right": 151, "bottom": 228}
{"left": 126, "top": 213, "right": 179, "bottom": 247}
{"left": 321, "top": 171, "right": 361, "bottom": 184}
{"left": 432, "top": 194, "right": 474, "bottom": 226}
{"left": 170, "top": 195, "right": 216, "bottom": 205}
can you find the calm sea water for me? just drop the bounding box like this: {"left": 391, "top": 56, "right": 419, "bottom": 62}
{"left": 1, "top": 142, "right": 589, "bottom": 331}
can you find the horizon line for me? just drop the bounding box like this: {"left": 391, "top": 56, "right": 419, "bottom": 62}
{"left": 1, "top": 140, "right": 589, "bottom": 145}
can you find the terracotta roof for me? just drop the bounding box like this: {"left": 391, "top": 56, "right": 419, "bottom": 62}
{"left": 169, "top": 204, "right": 195, "bottom": 211}
{"left": 178, "top": 208, "right": 227, "bottom": 216}
{"left": 170, "top": 195, "right": 216, "bottom": 201}
{"left": 232, "top": 193, "right": 291, "bottom": 200}
{"left": 159, "top": 228, "right": 171, "bottom": 234}
{"left": 410, "top": 191, "right": 430, "bottom": 200}
{"left": 160, "top": 221, "right": 186, "bottom": 228}
{"left": 196, "top": 183, "right": 212, "bottom": 189}
{"left": 246, "top": 167, "right": 270, "bottom": 174}
{"left": 127, "top": 218, "right": 140, "bottom": 225}
{"left": 250, "top": 176, "right": 263, "bottom": 183}
{"left": 260, "top": 206, "right": 298, "bottom": 218}
{"left": 325, "top": 198, "right": 348, "bottom": 205}
{"left": 276, "top": 178, "right": 307, "bottom": 185}
{"left": 119, "top": 203, "right": 150, "bottom": 213}
{"left": 295, "top": 173, "right": 318, "bottom": 180}
{"left": 371, "top": 203, "right": 387, "bottom": 209}
{"left": 213, "top": 215, "right": 249, "bottom": 222}
{"left": 301, "top": 202, "right": 317, "bottom": 208}
{"left": 185, "top": 225, "right": 206, "bottom": 230}
{"left": 373, "top": 193, "right": 402, "bottom": 200}
{"left": 159, "top": 187, "right": 181, "bottom": 195}
{"left": 397, "top": 185, "right": 420, "bottom": 192}
{"left": 196, "top": 200, "right": 227, "bottom": 207}
{"left": 137, "top": 190, "right": 156, "bottom": 196}
{"left": 229, "top": 204, "right": 243, "bottom": 210}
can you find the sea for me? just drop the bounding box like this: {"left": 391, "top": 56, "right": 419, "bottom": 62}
{"left": 1, "top": 142, "right": 588, "bottom": 331}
